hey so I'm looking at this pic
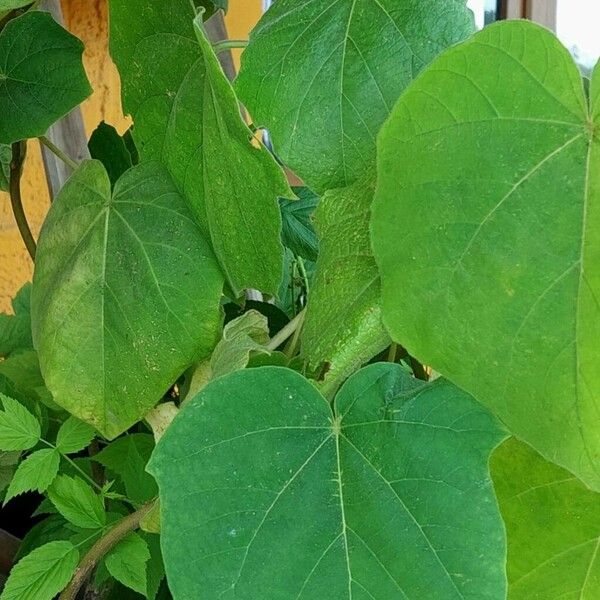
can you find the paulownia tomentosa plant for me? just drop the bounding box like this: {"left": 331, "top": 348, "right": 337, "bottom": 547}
{"left": 0, "top": 0, "right": 599, "bottom": 598}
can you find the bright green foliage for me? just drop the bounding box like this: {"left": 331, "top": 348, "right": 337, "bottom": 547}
{"left": 150, "top": 364, "right": 507, "bottom": 599}
{"left": 0, "top": 11, "right": 91, "bottom": 144}
{"left": 279, "top": 187, "right": 319, "bottom": 263}
{"left": 109, "top": 0, "right": 289, "bottom": 297}
{"left": 55, "top": 417, "right": 96, "bottom": 455}
{"left": 0, "top": 540, "right": 79, "bottom": 600}
{"left": 96, "top": 434, "right": 157, "bottom": 505}
{"left": 4, "top": 448, "right": 59, "bottom": 504}
{"left": 493, "top": 438, "right": 600, "bottom": 599}
{"left": 372, "top": 20, "right": 600, "bottom": 490}
{"left": 0, "top": 283, "right": 33, "bottom": 357}
{"left": 236, "top": 0, "right": 475, "bottom": 193}
{"left": 0, "top": 393, "right": 40, "bottom": 450}
{"left": 48, "top": 475, "right": 106, "bottom": 529}
{"left": 0, "top": 1, "right": 32, "bottom": 9}
{"left": 31, "top": 160, "right": 224, "bottom": 438}
{"left": 88, "top": 121, "right": 135, "bottom": 187}
{"left": 105, "top": 532, "right": 151, "bottom": 596}
{"left": 302, "top": 177, "right": 389, "bottom": 396}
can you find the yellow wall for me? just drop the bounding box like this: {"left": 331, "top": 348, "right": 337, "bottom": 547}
{"left": 0, "top": 0, "right": 262, "bottom": 312}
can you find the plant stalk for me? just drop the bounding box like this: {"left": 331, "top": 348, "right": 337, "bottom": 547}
{"left": 266, "top": 309, "right": 306, "bottom": 351}
{"left": 39, "top": 135, "right": 79, "bottom": 171}
{"left": 212, "top": 39, "right": 248, "bottom": 54}
{"left": 9, "top": 141, "right": 36, "bottom": 261}
{"left": 58, "top": 500, "right": 156, "bottom": 600}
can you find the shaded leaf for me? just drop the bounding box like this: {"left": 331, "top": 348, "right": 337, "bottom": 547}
{"left": 95, "top": 434, "right": 157, "bottom": 505}
{"left": 48, "top": 475, "right": 106, "bottom": 529}
{"left": 145, "top": 402, "right": 178, "bottom": 442}
{"left": 0, "top": 450, "right": 19, "bottom": 495}
{"left": 143, "top": 533, "right": 165, "bottom": 600}
{"left": 0, "top": 393, "right": 40, "bottom": 450}
{"left": 55, "top": 416, "right": 96, "bottom": 455}
{"left": 493, "top": 438, "right": 600, "bottom": 599}
{"left": 105, "top": 532, "right": 150, "bottom": 596}
{"left": 279, "top": 187, "right": 319, "bottom": 262}
{"left": 236, "top": 0, "right": 475, "bottom": 192}
{"left": 0, "top": 143, "right": 9, "bottom": 192}
{"left": 302, "top": 177, "right": 389, "bottom": 396}
{"left": 109, "top": 0, "right": 289, "bottom": 296}
{"left": 0, "top": 11, "right": 91, "bottom": 144}
{"left": 31, "top": 160, "right": 223, "bottom": 438}
{"left": 0, "top": 1, "right": 33, "bottom": 9}
{"left": 88, "top": 121, "right": 134, "bottom": 187}
{"left": 150, "top": 364, "right": 507, "bottom": 599}
{"left": 4, "top": 448, "right": 59, "bottom": 503}
{"left": 0, "top": 540, "right": 78, "bottom": 600}
{"left": 0, "top": 283, "right": 33, "bottom": 358}
{"left": 372, "top": 20, "right": 600, "bottom": 490}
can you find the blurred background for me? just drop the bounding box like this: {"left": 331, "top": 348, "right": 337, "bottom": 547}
{"left": 1, "top": 0, "right": 598, "bottom": 313}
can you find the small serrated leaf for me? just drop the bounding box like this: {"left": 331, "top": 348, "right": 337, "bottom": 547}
{"left": 104, "top": 532, "right": 150, "bottom": 596}
{"left": 4, "top": 449, "right": 59, "bottom": 504}
{"left": 0, "top": 393, "right": 40, "bottom": 451}
{"left": 55, "top": 417, "right": 96, "bottom": 455}
{"left": 48, "top": 475, "right": 106, "bottom": 530}
{"left": 0, "top": 540, "right": 79, "bottom": 600}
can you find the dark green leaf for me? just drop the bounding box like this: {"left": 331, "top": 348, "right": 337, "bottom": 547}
{"left": 0, "top": 450, "right": 18, "bottom": 495}
{"left": 48, "top": 475, "right": 106, "bottom": 529}
{"left": 31, "top": 160, "right": 223, "bottom": 438}
{"left": 302, "top": 177, "right": 389, "bottom": 395}
{"left": 236, "top": 0, "right": 475, "bottom": 192}
{"left": 105, "top": 532, "right": 150, "bottom": 596}
{"left": 109, "top": 0, "right": 289, "bottom": 296}
{"left": 150, "top": 364, "right": 507, "bottom": 599}
{"left": 0, "top": 540, "right": 79, "bottom": 600}
{"left": 279, "top": 187, "right": 319, "bottom": 262}
{"left": 372, "top": 20, "right": 600, "bottom": 490}
{"left": 0, "top": 11, "right": 91, "bottom": 144}
{"left": 0, "top": 143, "right": 10, "bottom": 192}
{"left": 4, "top": 448, "right": 59, "bottom": 504}
{"left": 143, "top": 533, "right": 165, "bottom": 600}
{"left": 88, "top": 121, "right": 134, "bottom": 187}
{"left": 95, "top": 434, "right": 157, "bottom": 505}
{"left": 0, "top": 283, "right": 33, "bottom": 358}
{"left": 0, "top": 393, "right": 40, "bottom": 450}
{"left": 493, "top": 438, "right": 600, "bottom": 599}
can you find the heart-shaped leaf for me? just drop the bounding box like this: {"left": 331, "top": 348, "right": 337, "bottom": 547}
{"left": 149, "top": 364, "right": 507, "bottom": 599}
{"left": 302, "top": 177, "right": 389, "bottom": 396}
{"left": 0, "top": 11, "right": 91, "bottom": 144}
{"left": 492, "top": 438, "right": 600, "bottom": 599}
{"left": 236, "top": 0, "right": 475, "bottom": 193}
{"left": 31, "top": 160, "right": 223, "bottom": 438}
{"left": 109, "top": 0, "right": 288, "bottom": 297}
{"left": 372, "top": 20, "right": 600, "bottom": 489}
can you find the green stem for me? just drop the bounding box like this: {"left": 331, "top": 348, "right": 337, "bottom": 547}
{"left": 41, "top": 439, "right": 103, "bottom": 492}
{"left": 266, "top": 309, "right": 306, "bottom": 351}
{"left": 58, "top": 501, "right": 156, "bottom": 600}
{"left": 39, "top": 136, "right": 79, "bottom": 171}
{"left": 9, "top": 141, "right": 36, "bottom": 261}
{"left": 297, "top": 256, "right": 310, "bottom": 298}
{"left": 387, "top": 343, "right": 398, "bottom": 363}
{"left": 284, "top": 309, "right": 306, "bottom": 358}
{"left": 212, "top": 39, "right": 249, "bottom": 54}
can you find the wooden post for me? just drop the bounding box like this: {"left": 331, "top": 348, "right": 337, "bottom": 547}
{"left": 525, "top": 0, "right": 557, "bottom": 30}
{"left": 39, "top": 0, "right": 90, "bottom": 200}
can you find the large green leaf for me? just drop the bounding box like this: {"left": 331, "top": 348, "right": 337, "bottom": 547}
{"left": 149, "top": 364, "right": 507, "bottom": 599}
{"left": 492, "top": 438, "right": 600, "bottom": 599}
{"left": 372, "top": 20, "right": 600, "bottom": 489}
{"left": 109, "top": 0, "right": 288, "bottom": 297}
{"left": 236, "top": 0, "right": 475, "bottom": 193}
{"left": 0, "top": 11, "right": 91, "bottom": 144}
{"left": 31, "top": 160, "right": 223, "bottom": 438}
{"left": 302, "top": 177, "right": 389, "bottom": 396}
